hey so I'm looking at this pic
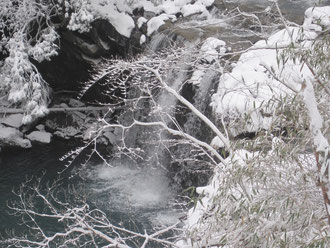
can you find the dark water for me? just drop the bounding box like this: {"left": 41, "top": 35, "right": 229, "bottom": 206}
{"left": 0, "top": 140, "right": 77, "bottom": 235}
{"left": 0, "top": 139, "right": 182, "bottom": 246}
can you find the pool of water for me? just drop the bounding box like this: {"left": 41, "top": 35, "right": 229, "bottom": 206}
{"left": 0, "top": 140, "right": 74, "bottom": 235}
{"left": 0, "top": 140, "right": 182, "bottom": 244}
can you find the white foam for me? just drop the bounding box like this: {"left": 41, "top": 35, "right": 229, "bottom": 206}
{"left": 84, "top": 162, "right": 175, "bottom": 209}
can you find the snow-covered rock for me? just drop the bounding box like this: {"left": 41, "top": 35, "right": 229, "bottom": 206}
{"left": 0, "top": 126, "right": 31, "bottom": 148}
{"left": 0, "top": 114, "right": 23, "bottom": 128}
{"left": 209, "top": 6, "right": 329, "bottom": 136}
{"left": 26, "top": 131, "right": 52, "bottom": 143}
{"left": 147, "top": 14, "right": 177, "bottom": 36}
{"left": 210, "top": 136, "right": 225, "bottom": 149}
{"left": 181, "top": 3, "right": 207, "bottom": 17}
{"left": 304, "top": 6, "right": 330, "bottom": 31}
{"left": 89, "top": 0, "right": 135, "bottom": 38}
{"left": 201, "top": 37, "right": 226, "bottom": 63}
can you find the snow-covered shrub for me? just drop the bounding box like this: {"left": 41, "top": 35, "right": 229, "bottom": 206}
{"left": 66, "top": 0, "right": 95, "bottom": 33}
{"left": 0, "top": 0, "right": 135, "bottom": 123}
{"left": 178, "top": 5, "right": 330, "bottom": 248}
{"left": 179, "top": 148, "right": 329, "bottom": 247}
{"left": 0, "top": 0, "right": 60, "bottom": 123}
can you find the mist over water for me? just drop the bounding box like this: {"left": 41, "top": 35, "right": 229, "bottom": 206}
{"left": 78, "top": 160, "right": 183, "bottom": 228}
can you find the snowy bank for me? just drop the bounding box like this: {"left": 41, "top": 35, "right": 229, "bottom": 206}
{"left": 210, "top": 6, "right": 330, "bottom": 136}
{"left": 69, "top": 0, "right": 216, "bottom": 38}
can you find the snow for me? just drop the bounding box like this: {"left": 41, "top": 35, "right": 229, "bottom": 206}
{"left": 179, "top": 6, "right": 330, "bottom": 247}
{"left": 69, "top": 0, "right": 217, "bottom": 38}
{"left": 181, "top": 3, "right": 207, "bottom": 17}
{"left": 27, "top": 27, "right": 59, "bottom": 62}
{"left": 89, "top": 0, "right": 135, "bottom": 38}
{"left": 210, "top": 136, "right": 224, "bottom": 149}
{"left": 304, "top": 6, "right": 330, "bottom": 30}
{"left": 210, "top": 26, "right": 316, "bottom": 135}
{"left": 26, "top": 131, "right": 52, "bottom": 143}
{"left": 157, "top": 1, "right": 182, "bottom": 15}
{"left": 200, "top": 37, "right": 226, "bottom": 63}
{"left": 147, "top": 14, "right": 177, "bottom": 36}
{"left": 140, "top": 34, "right": 146, "bottom": 45}
{"left": 190, "top": 70, "right": 205, "bottom": 85}
{"left": 188, "top": 37, "right": 226, "bottom": 86}
{"left": 137, "top": 17, "right": 147, "bottom": 29}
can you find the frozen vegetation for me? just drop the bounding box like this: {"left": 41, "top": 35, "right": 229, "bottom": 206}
{"left": 0, "top": 0, "right": 216, "bottom": 126}
{"left": 178, "top": 5, "right": 330, "bottom": 247}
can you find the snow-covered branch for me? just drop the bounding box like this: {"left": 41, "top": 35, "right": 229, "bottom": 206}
{"left": 3, "top": 176, "right": 181, "bottom": 248}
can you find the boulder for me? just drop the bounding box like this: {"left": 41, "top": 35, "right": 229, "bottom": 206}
{"left": 26, "top": 131, "right": 52, "bottom": 143}
{"left": 36, "top": 18, "right": 143, "bottom": 94}
{"left": 0, "top": 126, "right": 31, "bottom": 149}
{"left": 54, "top": 127, "right": 80, "bottom": 139}
{"left": 35, "top": 124, "right": 45, "bottom": 131}
{"left": 0, "top": 114, "right": 23, "bottom": 128}
{"left": 103, "top": 131, "right": 117, "bottom": 145}
{"left": 69, "top": 99, "right": 85, "bottom": 107}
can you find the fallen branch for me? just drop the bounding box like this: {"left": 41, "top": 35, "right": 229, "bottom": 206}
{"left": 0, "top": 106, "right": 124, "bottom": 114}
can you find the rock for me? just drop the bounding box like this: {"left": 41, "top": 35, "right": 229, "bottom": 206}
{"left": 35, "top": 124, "right": 45, "bottom": 131}
{"left": 54, "top": 126, "right": 80, "bottom": 139}
{"left": 114, "top": 127, "right": 122, "bottom": 137}
{"left": 59, "top": 103, "right": 69, "bottom": 108}
{"left": 0, "top": 126, "right": 32, "bottom": 148}
{"left": 97, "top": 136, "right": 109, "bottom": 145}
{"left": 26, "top": 131, "right": 52, "bottom": 143}
{"left": 35, "top": 14, "right": 143, "bottom": 93}
{"left": 103, "top": 126, "right": 114, "bottom": 132}
{"left": 83, "top": 124, "right": 97, "bottom": 140}
{"left": 0, "top": 114, "right": 23, "bottom": 128}
{"left": 69, "top": 99, "right": 85, "bottom": 107}
{"left": 45, "top": 119, "right": 58, "bottom": 132}
{"left": 103, "top": 131, "right": 117, "bottom": 144}
{"left": 72, "top": 111, "right": 87, "bottom": 120}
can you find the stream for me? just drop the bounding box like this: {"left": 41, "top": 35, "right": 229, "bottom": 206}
{"left": 0, "top": 0, "right": 328, "bottom": 246}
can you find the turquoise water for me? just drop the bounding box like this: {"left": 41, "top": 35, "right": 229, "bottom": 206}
{"left": 0, "top": 140, "right": 182, "bottom": 246}
{"left": 0, "top": 140, "right": 77, "bottom": 236}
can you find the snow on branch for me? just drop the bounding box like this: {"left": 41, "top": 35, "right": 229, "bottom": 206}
{"left": 3, "top": 175, "right": 180, "bottom": 247}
